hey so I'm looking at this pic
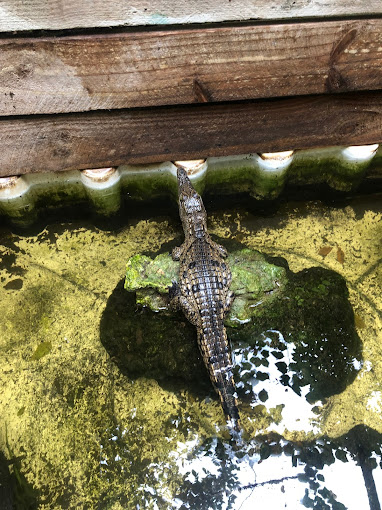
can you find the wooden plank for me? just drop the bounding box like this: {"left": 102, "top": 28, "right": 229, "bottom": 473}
{"left": 1, "top": 91, "right": 382, "bottom": 177}
{"left": 0, "top": 0, "right": 381, "bottom": 32}
{"left": 1, "top": 19, "right": 382, "bottom": 116}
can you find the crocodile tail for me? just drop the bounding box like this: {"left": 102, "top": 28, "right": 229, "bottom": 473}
{"left": 214, "top": 374, "right": 241, "bottom": 432}
{"left": 197, "top": 329, "right": 241, "bottom": 430}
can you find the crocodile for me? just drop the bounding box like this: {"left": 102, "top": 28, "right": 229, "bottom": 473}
{"left": 169, "top": 166, "right": 240, "bottom": 430}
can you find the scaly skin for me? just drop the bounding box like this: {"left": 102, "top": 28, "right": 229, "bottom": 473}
{"left": 169, "top": 167, "right": 240, "bottom": 429}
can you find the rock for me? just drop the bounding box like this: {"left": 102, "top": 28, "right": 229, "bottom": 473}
{"left": 124, "top": 248, "right": 287, "bottom": 325}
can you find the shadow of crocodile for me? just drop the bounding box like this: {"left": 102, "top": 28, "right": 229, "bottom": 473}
{"left": 100, "top": 278, "right": 212, "bottom": 397}
{"left": 0, "top": 449, "right": 38, "bottom": 510}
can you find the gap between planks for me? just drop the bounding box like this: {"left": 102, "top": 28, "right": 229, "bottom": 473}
{"left": 1, "top": 0, "right": 382, "bottom": 32}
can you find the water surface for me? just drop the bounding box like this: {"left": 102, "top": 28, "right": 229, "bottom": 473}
{"left": 0, "top": 191, "right": 381, "bottom": 509}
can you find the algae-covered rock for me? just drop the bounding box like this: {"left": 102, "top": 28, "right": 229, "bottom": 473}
{"left": 124, "top": 248, "right": 287, "bottom": 325}
{"left": 228, "top": 249, "right": 286, "bottom": 325}
{"left": 125, "top": 253, "right": 178, "bottom": 310}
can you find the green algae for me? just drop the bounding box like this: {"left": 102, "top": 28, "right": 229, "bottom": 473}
{"left": 289, "top": 150, "right": 372, "bottom": 191}
{"left": 206, "top": 157, "right": 287, "bottom": 199}
{"left": 125, "top": 253, "right": 178, "bottom": 295}
{"left": 119, "top": 166, "right": 179, "bottom": 201}
{"left": 2, "top": 150, "right": 380, "bottom": 228}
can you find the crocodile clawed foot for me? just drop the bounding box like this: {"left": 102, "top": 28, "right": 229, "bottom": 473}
{"left": 224, "top": 291, "right": 235, "bottom": 314}
{"left": 168, "top": 280, "right": 181, "bottom": 304}
{"left": 172, "top": 246, "right": 183, "bottom": 261}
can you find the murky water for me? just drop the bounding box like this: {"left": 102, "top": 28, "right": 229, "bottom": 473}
{"left": 0, "top": 189, "right": 381, "bottom": 509}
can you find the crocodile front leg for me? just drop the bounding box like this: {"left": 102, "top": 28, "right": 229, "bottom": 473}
{"left": 209, "top": 240, "right": 228, "bottom": 259}
{"left": 172, "top": 245, "right": 184, "bottom": 261}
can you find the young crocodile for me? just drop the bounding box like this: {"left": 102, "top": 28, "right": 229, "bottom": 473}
{"left": 169, "top": 167, "right": 240, "bottom": 430}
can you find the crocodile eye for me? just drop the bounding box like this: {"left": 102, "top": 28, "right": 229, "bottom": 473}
{"left": 192, "top": 284, "right": 200, "bottom": 293}
{"left": 188, "top": 261, "right": 196, "bottom": 269}
{"left": 221, "top": 263, "right": 226, "bottom": 270}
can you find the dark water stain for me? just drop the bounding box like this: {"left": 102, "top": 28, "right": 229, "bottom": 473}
{"left": 0, "top": 248, "right": 25, "bottom": 278}
{"left": 4, "top": 278, "right": 23, "bottom": 290}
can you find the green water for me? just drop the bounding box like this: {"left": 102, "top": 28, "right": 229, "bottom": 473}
{"left": 0, "top": 190, "right": 381, "bottom": 509}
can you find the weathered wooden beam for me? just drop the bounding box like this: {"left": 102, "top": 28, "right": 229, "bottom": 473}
{"left": 1, "top": 91, "right": 382, "bottom": 177}
{"left": 0, "top": 0, "right": 381, "bottom": 32}
{"left": 1, "top": 19, "right": 382, "bottom": 116}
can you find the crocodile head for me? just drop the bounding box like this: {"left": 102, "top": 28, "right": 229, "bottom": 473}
{"left": 177, "top": 166, "right": 207, "bottom": 239}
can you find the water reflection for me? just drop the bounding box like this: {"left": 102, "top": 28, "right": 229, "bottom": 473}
{"left": 97, "top": 419, "right": 382, "bottom": 509}
{"left": 233, "top": 332, "right": 322, "bottom": 435}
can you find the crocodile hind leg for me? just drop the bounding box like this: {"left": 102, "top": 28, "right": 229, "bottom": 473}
{"left": 224, "top": 291, "right": 235, "bottom": 315}
{"left": 169, "top": 282, "right": 198, "bottom": 325}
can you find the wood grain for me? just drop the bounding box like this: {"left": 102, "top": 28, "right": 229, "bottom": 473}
{"left": 0, "top": 0, "right": 381, "bottom": 32}
{"left": 1, "top": 91, "right": 382, "bottom": 176}
{"left": 1, "top": 19, "right": 382, "bottom": 116}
